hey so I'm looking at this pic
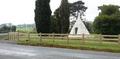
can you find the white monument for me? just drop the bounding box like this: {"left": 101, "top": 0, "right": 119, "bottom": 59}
{"left": 69, "top": 13, "right": 89, "bottom": 37}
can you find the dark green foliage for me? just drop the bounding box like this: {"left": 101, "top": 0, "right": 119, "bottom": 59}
{"left": 35, "top": 0, "right": 51, "bottom": 33}
{"left": 84, "top": 21, "right": 93, "bottom": 33}
{"left": 51, "top": 0, "right": 87, "bottom": 33}
{"left": 11, "top": 26, "right": 16, "bottom": 32}
{"left": 98, "top": 5, "right": 120, "bottom": 16}
{"left": 93, "top": 5, "right": 120, "bottom": 35}
{"left": 0, "top": 24, "right": 16, "bottom": 33}
{"left": 52, "top": 0, "right": 70, "bottom": 33}
{"left": 0, "top": 25, "right": 10, "bottom": 33}
{"left": 50, "top": 8, "right": 61, "bottom": 33}
{"left": 69, "top": 1, "right": 87, "bottom": 19}
{"left": 50, "top": 15, "right": 59, "bottom": 33}
{"left": 59, "top": 0, "right": 70, "bottom": 33}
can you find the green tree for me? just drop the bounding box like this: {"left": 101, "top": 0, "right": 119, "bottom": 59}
{"left": 11, "top": 26, "right": 16, "bottom": 32}
{"left": 69, "top": 1, "right": 87, "bottom": 30}
{"left": 93, "top": 5, "right": 120, "bottom": 35}
{"left": 51, "top": 0, "right": 87, "bottom": 33}
{"left": 50, "top": 8, "right": 61, "bottom": 33}
{"left": 98, "top": 5, "right": 120, "bottom": 16}
{"left": 84, "top": 21, "right": 93, "bottom": 33}
{"left": 54, "top": 0, "right": 70, "bottom": 33}
{"left": 0, "top": 24, "right": 10, "bottom": 33}
{"left": 35, "top": 0, "right": 51, "bottom": 33}
{"left": 69, "top": 1, "right": 87, "bottom": 19}
{"left": 50, "top": 15, "right": 59, "bottom": 33}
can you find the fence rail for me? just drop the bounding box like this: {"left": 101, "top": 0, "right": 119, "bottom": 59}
{"left": 0, "top": 33, "right": 8, "bottom": 40}
{"left": 6, "top": 32, "right": 120, "bottom": 44}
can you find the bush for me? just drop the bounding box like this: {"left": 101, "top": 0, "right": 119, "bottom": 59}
{"left": 93, "top": 15, "right": 120, "bottom": 35}
{"left": 93, "top": 5, "right": 120, "bottom": 35}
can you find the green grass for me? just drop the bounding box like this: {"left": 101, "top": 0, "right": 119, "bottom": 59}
{"left": 0, "top": 35, "right": 8, "bottom": 40}
{"left": 16, "top": 26, "right": 36, "bottom": 33}
{"left": 17, "top": 38, "right": 120, "bottom": 53}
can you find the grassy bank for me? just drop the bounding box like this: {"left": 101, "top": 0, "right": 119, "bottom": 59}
{"left": 17, "top": 38, "right": 120, "bottom": 53}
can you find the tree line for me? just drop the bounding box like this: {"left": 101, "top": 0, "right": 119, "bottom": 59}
{"left": 34, "top": 0, "right": 120, "bottom": 35}
{"left": 35, "top": 0, "right": 87, "bottom": 34}
{"left": 93, "top": 5, "right": 120, "bottom": 35}
{"left": 0, "top": 24, "right": 16, "bottom": 33}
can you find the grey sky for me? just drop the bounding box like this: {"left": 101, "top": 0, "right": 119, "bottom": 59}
{"left": 0, "top": 0, "right": 120, "bottom": 25}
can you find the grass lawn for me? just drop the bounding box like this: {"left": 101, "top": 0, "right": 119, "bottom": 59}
{"left": 17, "top": 38, "right": 120, "bottom": 53}
{"left": 0, "top": 35, "right": 8, "bottom": 40}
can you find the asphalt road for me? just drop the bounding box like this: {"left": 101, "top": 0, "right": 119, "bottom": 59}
{"left": 0, "top": 41, "right": 120, "bottom": 59}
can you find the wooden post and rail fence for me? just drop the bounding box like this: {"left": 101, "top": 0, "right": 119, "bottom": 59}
{"left": 6, "top": 32, "right": 120, "bottom": 44}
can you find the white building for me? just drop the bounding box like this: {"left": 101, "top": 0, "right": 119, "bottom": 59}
{"left": 69, "top": 13, "right": 89, "bottom": 37}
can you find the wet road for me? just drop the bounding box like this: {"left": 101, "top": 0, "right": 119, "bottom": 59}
{"left": 0, "top": 42, "right": 120, "bottom": 59}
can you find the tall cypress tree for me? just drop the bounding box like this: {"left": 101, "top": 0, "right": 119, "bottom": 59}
{"left": 59, "top": 0, "right": 70, "bottom": 33}
{"left": 35, "top": 0, "right": 51, "bottom": 33}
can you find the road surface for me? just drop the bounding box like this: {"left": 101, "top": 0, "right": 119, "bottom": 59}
{"left": 0, "top": 41, "right": 120, "bottom": 59}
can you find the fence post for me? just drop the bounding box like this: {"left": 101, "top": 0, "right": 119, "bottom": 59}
{"left": 39, "top": 33, "right": 42, "bottom": 43}
{"left": 28, "top": 33, "right": 30, "bottom": 41}
{"left": 12, "top": 32, "right": 13, "bottom": 40}
{"left": 52, "top": 33, "right": 55, "bottom": 43}
{"left": 118, "top": 34, "right": 120, "bottom": 44}
{"left": 82, "top": 34, "right": 85, "bottom": 40}
{"left": 99, "top": 34, "right": 102, "bottom": 44}
{"left": 67, "top": 34, "right": 69, "bottom": 44}
{"left": 12, "top": 32, "right": 14, "bottom": 40}
{"left": 61, "top": 34, "right": 63, "bottom": 40}
{"left": 53, "top": 33, "right": 55, "bottom": 39}
{"left": 17, "top": 32, "right": 19, "bottom": 41}
{"left": 13, "top": 32, "right": 16, "bottom": 40}
{"left": 10, "top": 32, "right": 12, "bottom": 40}
{"left": 8, "top": 32, "right": 9, "bottom": 40}
{"left": 82, "top": 34, "right": 85, "bottom": 44}
{"left": 9, "top": 32, "right": 11, "bottom": 40}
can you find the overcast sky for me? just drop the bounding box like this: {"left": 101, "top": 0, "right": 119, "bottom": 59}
{"left": 0, "top": 0, "right": 120, "bottom": 25}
